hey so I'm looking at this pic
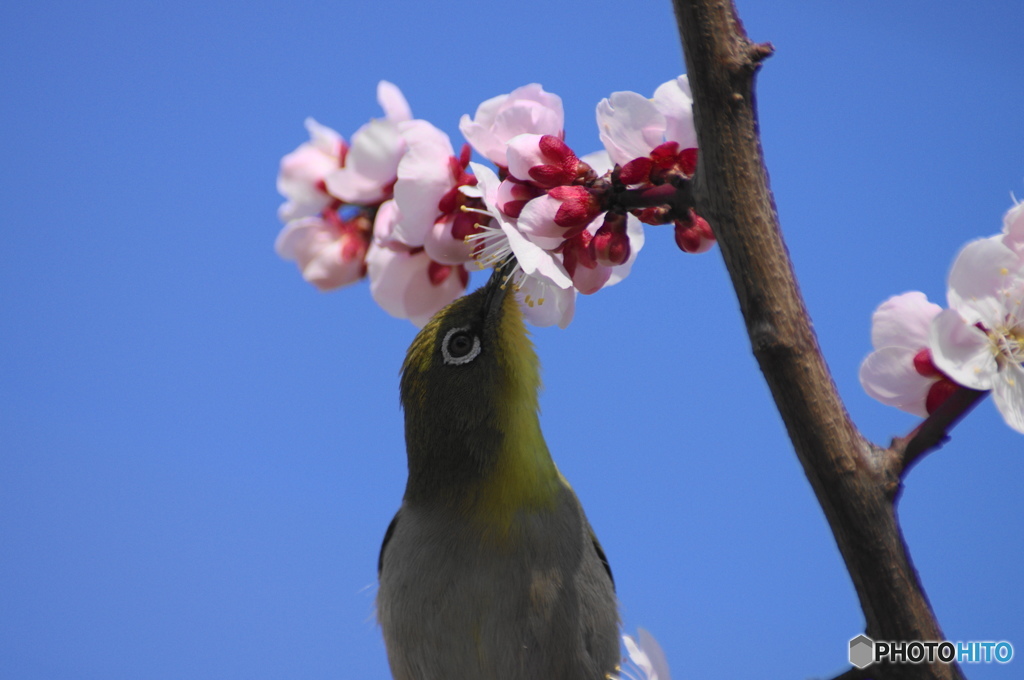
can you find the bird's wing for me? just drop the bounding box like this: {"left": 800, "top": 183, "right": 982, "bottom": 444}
{"left": 378, "top": 510, "right": 401, "bottom": 576}
{"left": 590, "top": 530, "right": 614, "bottom": 591}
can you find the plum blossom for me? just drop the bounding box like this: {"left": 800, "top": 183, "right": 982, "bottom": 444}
{"left": 275, "top": 211, "right": 370, "bottom": 291}
{"left": 930, "top": 236, "right": 1024, "bottom": 432}
{"left": 390, "top": 120, "right": 483, "bottom": 265}
{"left": 323, "top": 81, "right": 413, "bottom": 205}
{"left": 276, "top": 118, "right": 344, "bottom": 223}
{"left": 365, "top": 244, "right": 469, "bottom": 328}
{"left": 367, "top": 200, "right": 469, "bottom": 327}
{"left": 860, "top": 292, "right": 958, "bottom": 417}
{"left": 459, "top": 84, "right": 564, "bottom": 168}
{"left": 614, "top": 630, "right": 671, "bottom": 680}
{"left": 466, "top": 163, "right": 576, "bottom": 328}
{"left": 517, "top": 184, "right": 602, "bottom": 250}
{"left": 596, "top": 75, "right": 696, "bottom": 170}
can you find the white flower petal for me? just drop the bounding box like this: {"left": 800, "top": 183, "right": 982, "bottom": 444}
{"left": 366, "top": 245, "right": 465, "bottom": 327}
{"left": 870, "top": 291, "right": 942, "bottom": 350}
{"left": 859, "top": 346, "right": 933, "bottom": 417}
{"left": 946, "top": 236, "right": 1023, "bottom": 325}
{"left": 992, "top": 361, "right": 1024, "bottom": 433}
{"left": 459, "top": 84, "right": 563, "bottom": 167}
{"left": 596, "top": 91, "right": 666, "bottom": 167}
{"left": 517, "top": 194, "right": 570, "bottom": 250}
{"left": 1002, "top": 201, "right": 1024, "bottom": 258}
{"left": 652, "top": 75, "right": 696, "bottom": 151}
{"left": 377, "top": 80, "right": 412, "bottom": 122}
{"left": 516, "top": 275, "right": 576, "bottom": 328}
{"left": 637, "top": 629, "right": 671, "bottom": 680}
{"left": 392, "top": 121, "right": 454, "bottom": 246}
{"left": 580, "top": 149, "right": 613, "bottom": 175}
{"left": 502, "top": 222, "right": 572, "bottom": 288}
{"left": 930, "top": 308, "right": 998, "bottom": 390}
{"left": 303, "top": 117, "right": 343, "bottom": 154}
{"left": 325, "top": 119, "right": 405, "bottom": 204}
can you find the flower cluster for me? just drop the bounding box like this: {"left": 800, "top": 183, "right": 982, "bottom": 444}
{"left": 274, "top": 78, "right": 709, "bottom": 328}
{"left": 860, "top": 201, "right": 1024, "bottom": 433}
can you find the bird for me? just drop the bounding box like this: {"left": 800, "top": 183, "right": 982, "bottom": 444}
{"left": 376, "top": 263, "right": 620, "bottom": 680}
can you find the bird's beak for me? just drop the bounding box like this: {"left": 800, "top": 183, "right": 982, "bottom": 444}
{"left": 482, "top": 259, "right": 515, "bottom": 323}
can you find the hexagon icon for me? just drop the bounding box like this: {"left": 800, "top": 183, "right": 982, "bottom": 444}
{"left": 849, "top": 634, "right": 874, "bottom": 669}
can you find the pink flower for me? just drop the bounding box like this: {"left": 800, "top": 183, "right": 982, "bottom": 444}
{"left": 596, "top": 75, "right": 696, "bottom": 169}
{"left": 365, "top": 248, "right": 468, "bottom": 331}
{"left": 930, "top": 236, "right": 1024, "bottom": 432}
{"left": 517, "top": 185, "right": 603, "bottom": 250}
{"left": 467, "top": 163, "right": 576, "bottom": 327}
{"left": 276, "top": 118, "right": 344, "bottom": 223}
{"left": 366, "top": 198, "right": 470, "bottom": 326}
{"left": 514, "top": 271, "right": 577, "bottom": 329}
{"left": 323, "top": 81, "right": 412, "bottom": 205}
{"left": 390, "top": 120, "right": 481, "bottom": 265}
{"left": 458, "top": 84, "right": 564, "bottom": 168}
{"left": 859, "top": 292, "right": 958, "bottom": 417}
{"left": 274, "top": 212, "right": 369, "bottom": 291}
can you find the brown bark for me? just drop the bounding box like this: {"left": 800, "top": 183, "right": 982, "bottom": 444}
{"left": 669, "top": 1, "right": 969, "bottom": 678}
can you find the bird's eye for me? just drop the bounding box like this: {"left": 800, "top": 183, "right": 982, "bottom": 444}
{"left": 441, "top": 327, "right": 481, "bottom": 365}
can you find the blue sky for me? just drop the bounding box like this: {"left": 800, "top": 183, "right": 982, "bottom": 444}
{"left": 2, "top": 0, "right": 1022, "bottom": 678}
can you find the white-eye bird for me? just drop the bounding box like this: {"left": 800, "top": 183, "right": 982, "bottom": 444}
{"left": 377, "top": 264, "right": 620, "bottom": 679}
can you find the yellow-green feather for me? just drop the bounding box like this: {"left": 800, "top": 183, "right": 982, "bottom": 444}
{"left": 468, "top": 292, "right": 564, "bottom": 538}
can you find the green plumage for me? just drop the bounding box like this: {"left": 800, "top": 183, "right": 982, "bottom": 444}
{"left": 377, "top": 268, "right": 619, "bottom": 679}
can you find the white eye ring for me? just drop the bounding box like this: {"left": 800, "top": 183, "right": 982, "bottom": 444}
{"left": 441, "top": 326, "right": 481, "bottom": 365}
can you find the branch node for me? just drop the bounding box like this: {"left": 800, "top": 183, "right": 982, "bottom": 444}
{"left": 746, "top": 41, "right": 775, "bottom": 65}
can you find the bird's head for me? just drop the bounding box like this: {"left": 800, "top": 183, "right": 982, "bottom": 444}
{"left": 399, "top": 264, "right": 554, "bottom": 508}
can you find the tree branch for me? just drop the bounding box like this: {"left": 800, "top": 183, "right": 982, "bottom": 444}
{"left": 670, "top": 1, "right": 965, "bottom": 678}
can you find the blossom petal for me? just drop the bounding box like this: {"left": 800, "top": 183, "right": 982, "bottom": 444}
{"left": 946, "top": 236, "right": 1023, "bottom": 326}
{"left": 580, "top": 150, "right": 612, "bottom": 175}
{"left": 424, "top": 217, "right": 474, "bottom": 265}
{"left": 276, "top": 118, "right": 342, "bottom": 222}
{"left": 459, "top": 84, "right": 563, "bottom": 166}
{"left": 275, "top": 217, "right": 366, "bottom": 291}
{"left": 1002, "top": 201, "right": 1024, "bottom": 258}
{"left": 325, "top": 119, "right": 405, "bottom": 204}
{"left": 652, "top": 75, "right": 697, "bottom": 151}
{"left": 377, "top": 80, "right": 412, "bottom": 122}
{"left": 391, "top": 120, "right": 454, "bottom": 246}
{"left": 501, "top": 221, "right": 572, "bottom": 288}
{"left": 992, "top": 361, "right": 1024, "bottom": 433}
{"left": 366, "top": 244, "right": 465, "bottom": 327}
{"left": 859, "top": 346, "right": 933, "bottom": 417}
{"left": 870, "top": 291, "right": 942, "bottom": 350}
{"left": 516, "top": 275, "right": 576, "bottom": 328}
{"left": 929, "top": 308, "right": 997, "bottom": 390}
{"left": 518, "top": 195, "right": 570, "bottom": 250}
{"left": 596, "top": 91, "right": 665, "bottom": 167}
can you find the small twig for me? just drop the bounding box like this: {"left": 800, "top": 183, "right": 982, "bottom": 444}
{"left": 890, "top": 387, "right": 988, "bottom": 477}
